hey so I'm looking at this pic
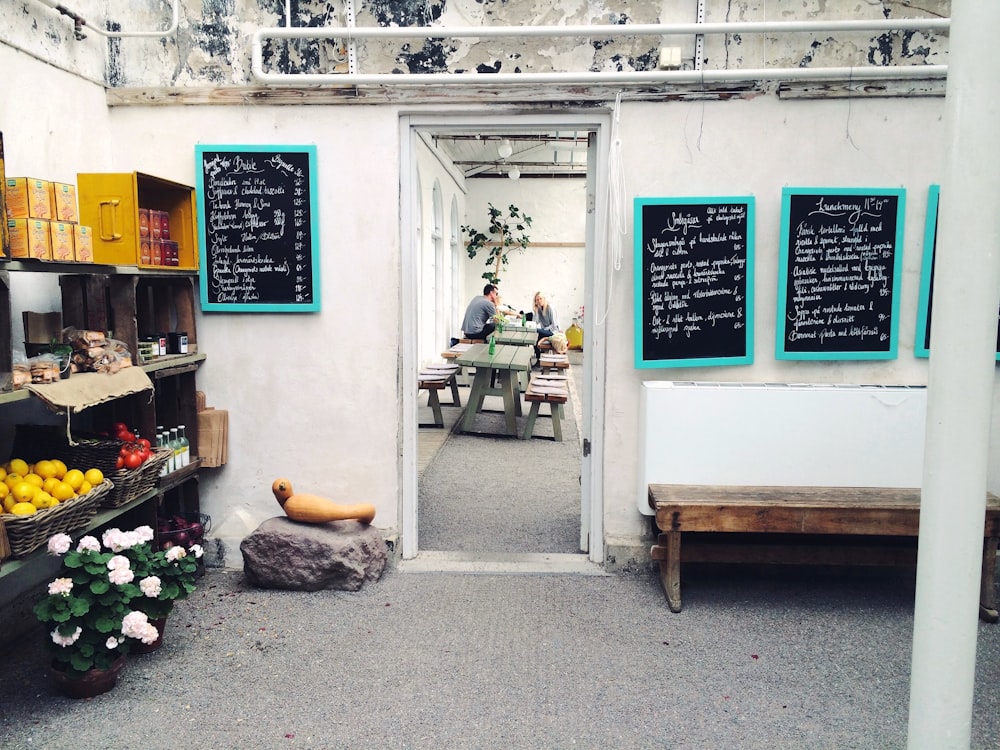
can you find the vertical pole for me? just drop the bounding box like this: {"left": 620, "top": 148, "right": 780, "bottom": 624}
{"left": 907, "top": 4, "right": 1000, "bottom": 749}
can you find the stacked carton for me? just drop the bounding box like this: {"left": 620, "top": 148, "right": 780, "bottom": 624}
{"left": 4, "top": 171, "right": 93, "bottom": 262}
{"left": 196, "top": 391, "right": 228, "bottom": 467}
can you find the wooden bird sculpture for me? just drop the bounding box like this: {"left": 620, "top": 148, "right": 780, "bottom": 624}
{"left": 272, "top": 478, "right": 376, "bottom": 525}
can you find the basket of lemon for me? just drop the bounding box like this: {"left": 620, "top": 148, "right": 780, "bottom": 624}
{"left": 0, "top": 457, "right": 112, "bottom": 558}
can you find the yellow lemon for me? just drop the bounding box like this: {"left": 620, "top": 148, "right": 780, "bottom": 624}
{"left": 11, "top": 482, "right": 37, "bottom": 504}
{"left": 50, "top": 459, "right": 68, "bottom": 479}
{"left": 77, "top": 480, "right": 93, "bottom": 496}
{"left": 84, "top": 468, "right": 104, "bottom": 486}
{"left": 42, "top": 477, "right": 62, "bottom": 494}
{"left": 6, "top": 458, "right": 29, "bottom": 476}
{"left": 0, "top": 466, "right": 6, "bottom": 482}
{"left": 23, "top": 473, "right": 44, "bottom": 489}
{"left": 33, "top": 493, "right": 56, "bottom": 509}
{"left": 5, "top": 473, "right": 23, "bottom": 490}
{"left": 0, "top": 483, "right": 7, "bottom": 500}
{"left": 51, "top": 482, "right": 76, "bottom": 502}
{"left": 34, "top": 460, "right": 57, "bottom": 480}
{"left": 2, "top": 495, "right": 16, "bottom": 513}
{"left": 9, "top": 501, "right": 37, "bottom": 516}
{"left": 63, "top": 469, "right": 85, "bottom": 492}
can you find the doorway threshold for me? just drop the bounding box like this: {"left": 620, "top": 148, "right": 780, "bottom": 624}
{"left": 397, "top": 551, "right": 609, "bottom": 575}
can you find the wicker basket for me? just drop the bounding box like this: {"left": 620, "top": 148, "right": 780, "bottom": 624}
{"left": 102, "top": 447, "right": 173, "bottom": 509}
{"left": 11, "top": 426, "right": 125, "bottom": 478}
{"left": 1, "top": 480, "right": 113, "bottom": 558}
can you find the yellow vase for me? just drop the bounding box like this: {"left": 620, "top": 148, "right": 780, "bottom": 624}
{"left": 566, "top": 322, "right": 583, "bottom": 350}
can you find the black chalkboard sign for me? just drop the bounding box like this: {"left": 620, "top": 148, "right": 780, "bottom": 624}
{"left": 634, "top": 197, "right": 754, "bottom": 368}
{"left": 776, "top": 188, "right": 905, "bottom": 360}
{"left": 196, "top": 145, "right": 320, "bottom": 311}
{"left": 915, "top": 185, "right": 1000, "bottom": 358}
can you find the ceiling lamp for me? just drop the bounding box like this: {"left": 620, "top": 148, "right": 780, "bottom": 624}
{"left": 508, "top": 166, "right": 521, "bottom": 180}
{"left": 497, "top": 139, "right": 513, "bottom": 160}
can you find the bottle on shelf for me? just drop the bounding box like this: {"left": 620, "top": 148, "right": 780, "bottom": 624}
{"left": 177, "top": 425, "right": 190, "bottom": 468}
{"left": 168, "top": 428, "right": 181, "bottom": 473}
{"left": 157, "top": 429, "right": 170, "bottom": 476}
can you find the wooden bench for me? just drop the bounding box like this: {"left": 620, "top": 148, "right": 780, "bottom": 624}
{"left": 538, "top": 352, "right": 570, "bottom": 373}
{"left": 522, "top": 374, "right": 569, "bottom": 441}
{"left": 418, "top": 365, "right": 462, "bottom": 428}
{"left": 648, "top": 484, "right": 1000, "bottom": 622}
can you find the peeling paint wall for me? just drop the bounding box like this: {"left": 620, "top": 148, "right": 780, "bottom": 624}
{"left": 2, "top": 1, "right": 949, "bottom": 89}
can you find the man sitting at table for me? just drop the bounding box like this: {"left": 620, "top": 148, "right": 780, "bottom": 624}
{"left": 461, "top": 284, "right": 500, "bottom": 341}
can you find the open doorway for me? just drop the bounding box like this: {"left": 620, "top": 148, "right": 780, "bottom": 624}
{"left": 400, "top": 112, "right": 610, "bottom": 566}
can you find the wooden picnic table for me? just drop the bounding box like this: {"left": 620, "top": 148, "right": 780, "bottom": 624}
{"left": 493, "top": 329, "right": 536, "bottom": 346}
{"left": 454, "top": 343, "right": 533, "bottom": 436}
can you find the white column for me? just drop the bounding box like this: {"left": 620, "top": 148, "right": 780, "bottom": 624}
{"left": 907, "top": 4, "right": 1000, "bottom": 749}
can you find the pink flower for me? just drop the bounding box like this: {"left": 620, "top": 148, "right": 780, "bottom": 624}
{"left": 102, "top": 528, "right": 127, "bottom": 552}
{"left": 165, "top": 546, "right": 187, "bottom": 562}
{"left": 51, "top": 626, "right": 82, "bottom": 647}
{"left": 121, "top": 610, "right": 150, "bottom": 639}
{"left": 76, "top": 535, "right": 101, "bottom": 553}
{"left": 133, "top": 525, "right": 155, "bottom": 544}
{"left": 47, "top": 534, "right": 72, "bottom": 555}
{"left": 140, "top": 576, "right": 162, "bottom": 598}
{"left": 48, "top": 578, "right": 73, "bottom": 596}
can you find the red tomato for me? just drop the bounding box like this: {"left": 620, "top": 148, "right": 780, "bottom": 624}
{"left": 124, "top": 452, "right": 143, "bottom": 470}
{"left": 117, "top": 430, "right": 136, "bottom": 443}
{"left": 116, "top": 456, "right": 125, "bottom": 470}
{"left": 111, "top": 421, "right": 129, "bottom": 435}
{"left": 137, "top": 438, "right": 152, "bottom": 452}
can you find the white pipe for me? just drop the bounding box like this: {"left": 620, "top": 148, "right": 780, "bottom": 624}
{"left": 251, "top": 18, "right": 949, "bottom": 86}
{"left": 33, "top": 0, "right": 178, "bottom": 39}
{"left": 907, "top": 2, "right": 1000, "bottom": 747}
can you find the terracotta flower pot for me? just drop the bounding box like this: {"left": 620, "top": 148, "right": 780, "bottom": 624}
{"left": 130, "top": 617, "right": 168, "bottom": 655}
{"left": 49, "top": 655, "right": 126, "bottom": 699}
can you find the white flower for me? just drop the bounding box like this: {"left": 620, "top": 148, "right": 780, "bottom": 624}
{"left": 165, "top": 546, "right": 187, "bottom": 562}
{"left": 138, "top": 623, "right": 159, "bottom": 644}
{"left": 107, "top": 555, "right": 130, "bottom": 571}
{"left": 189, "top": 544, "right": 204, "bottom": 559}
{"left": 140, "top": 576, "right": 162, "bottom": 598}
{"left": 134, "top": 525, "right": 155, "bottom": 544}
{"left": 51, "top": 626, "right": 82, "bottom": 647}
{"left": 106, "top": 636, "right": 123, "bottom": 649}
{"left": 102, "top": 528, "right": 127, "bottom": 552}
{"left": 47, "top": 534, "right": 72, "bottom": 555}
{"left": 76, "top": 536, "right": 101, "bottom": 553}
{"left": 48, "top": 578, "right": 73, "bottom": 596}
{"left": 108, "top": 567, "right": 134, "bottom": 585}
{"left": 121, "top": 610, "right": 150, "bottom": 640}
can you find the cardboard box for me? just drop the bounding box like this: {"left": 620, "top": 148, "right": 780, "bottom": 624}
{"left": 22, "top": 310, "right": 63, "bottom": 356}
{"left": 74, "top": 224, "right": 94, "bottom": 262}
{"left": 52, "top": 182, "right": 78, "bottom": 223}
{"left": 8, "top": 218, "right": 51, "bottom": 259}
{"left": 49, "top": 220, "right": 75, "bottom": 262}
{"left": 5, "top": 177, "right": 52, "bottom": 219}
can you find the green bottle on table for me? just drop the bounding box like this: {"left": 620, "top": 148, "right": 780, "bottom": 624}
{"left": 488, "top": 335, "right": 496, "bottom": 355}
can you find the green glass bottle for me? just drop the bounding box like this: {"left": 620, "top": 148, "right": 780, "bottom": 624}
{"left": 488, "top": 335, "right": 496, "bottom": 356}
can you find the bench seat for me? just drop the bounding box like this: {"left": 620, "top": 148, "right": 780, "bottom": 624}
{"left": 418, "top": 365, "right": 461, "bottom": 428}
{"left": 648, "top": 483, "right": 1000, "bottom": 622}
{"left": 522, "top": 374, "right": 569, "bottom": 441}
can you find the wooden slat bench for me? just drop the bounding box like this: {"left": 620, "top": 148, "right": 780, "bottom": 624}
{"left": 538, "top": 352, "right": 570, "bottom": 373}
{"left": 418, "top": 365, "right": 461, "bottom": 428}
{"left": 522, "top": 374, "right": 569, "bottom": 441}
{"left": 648, "top": 484, "right": 1000, "bottom": 622}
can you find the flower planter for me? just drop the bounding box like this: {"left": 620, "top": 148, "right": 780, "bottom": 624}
{"left": 130, "top": 617, "right": 167, "bottom": 654}
{"left": 49, "top": 655, "right": 126, "bottom": 699}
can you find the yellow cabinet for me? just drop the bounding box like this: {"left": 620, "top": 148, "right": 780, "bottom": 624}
{"left": 77, "top": 172, "right": 199, "bottom": 270}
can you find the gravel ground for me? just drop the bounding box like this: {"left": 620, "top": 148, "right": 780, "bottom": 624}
{"left": 2, "top": 564, "right": 999, "bottom": 750}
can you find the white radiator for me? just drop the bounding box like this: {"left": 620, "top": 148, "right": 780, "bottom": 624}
{"left": 638, "top": 381, "right": 928, "bottom": 515}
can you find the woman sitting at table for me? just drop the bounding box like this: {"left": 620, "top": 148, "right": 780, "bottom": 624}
{"left": 533, "top": 291, "right": 560, "bottom": 360}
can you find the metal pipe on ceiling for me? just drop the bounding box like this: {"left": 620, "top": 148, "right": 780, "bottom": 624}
{"left": 33, "top": 0, "right": 178, "bottom": 39}
{"left": 250, "top": 18, "right": 950, "bottom": 86}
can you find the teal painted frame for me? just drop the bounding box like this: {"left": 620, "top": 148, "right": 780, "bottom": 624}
{"left": 196, "top": 144, "right": 321, "bottom": 312}
{"left": 914, "top": 185, "right": 938, "bottom": 358}
{"left": 633, "top": 195, "right": 755, "bottom": 369}
{"left": 775, "top": 186, "right": 905, "bottom": 361}
{"left": 914, "top": 184, "right": 1000, "bottom": 360}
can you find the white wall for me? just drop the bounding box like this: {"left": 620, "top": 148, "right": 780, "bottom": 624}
{"left": 462, "top": 178, "right": 586, "bottom": 327}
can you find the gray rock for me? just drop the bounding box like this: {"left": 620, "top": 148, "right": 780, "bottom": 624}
{"left": 240, "top": 516, "right": 387, "bottom": 591}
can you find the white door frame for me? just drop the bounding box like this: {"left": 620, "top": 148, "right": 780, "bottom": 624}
{"left": 399, "top": 110, "right": 611, "bottom": 565}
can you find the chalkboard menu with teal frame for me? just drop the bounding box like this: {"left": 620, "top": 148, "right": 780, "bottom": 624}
{"left": 634, "top": 196, "right": 754, "bottom": 368}
{"left": 196, "top": 144, "right": 320, "bottom": 312}
{"left": 914, "top": 184, "right": 1000, "bottom": 359}
{"left": 776, "top": 187, "right": 905, "bottom": 360}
